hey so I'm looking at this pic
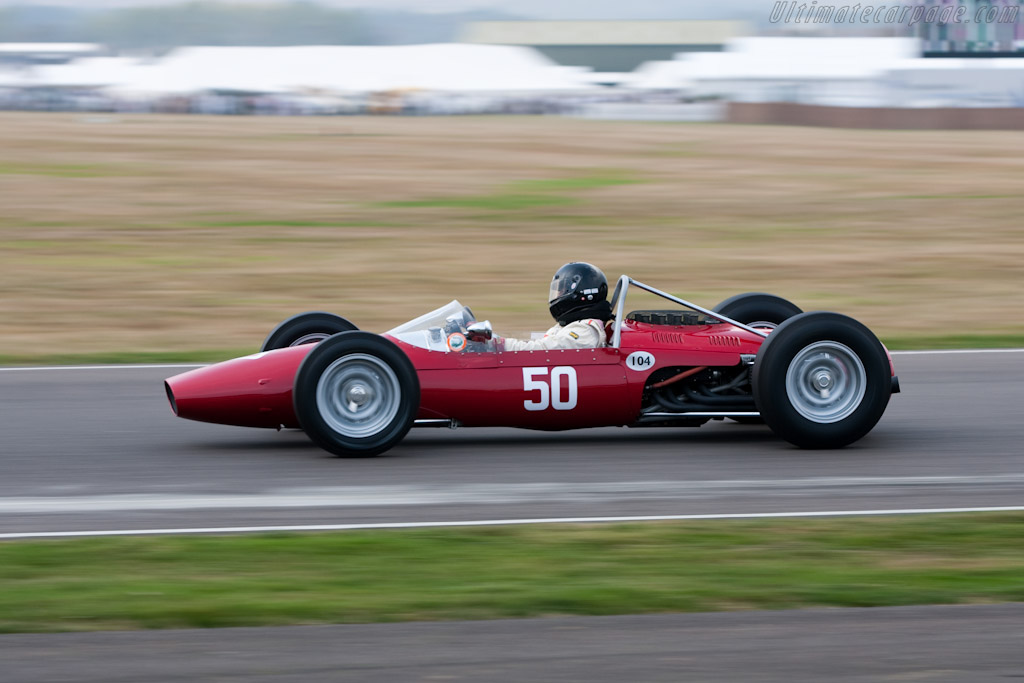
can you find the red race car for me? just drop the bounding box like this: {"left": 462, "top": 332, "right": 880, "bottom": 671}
{"left": 165, "top": 276, "right": 899, "bottom": 456}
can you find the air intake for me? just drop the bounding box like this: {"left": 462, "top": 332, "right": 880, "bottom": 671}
{"left": 709, "top": 335, "right": 742, "bottom": 347}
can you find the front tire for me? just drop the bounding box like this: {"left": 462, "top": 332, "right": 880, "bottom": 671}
{"left": 752, "top": 312, "right": 892, "bottom": 449}
{"left": 293, "top": 332, "right": 419, "bottom": 457}
{"left": 261, "top": 312, "right": 358, "bottom": 352}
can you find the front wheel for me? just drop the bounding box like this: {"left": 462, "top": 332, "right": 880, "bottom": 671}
{"left": 752, "top": 312, "right": 892, "bottom": 449}
{"left": 293, "top": 332, "right": 419, "bottom": 457}
{"left": 261, "top": 312, "right": 358, "bottom": 352}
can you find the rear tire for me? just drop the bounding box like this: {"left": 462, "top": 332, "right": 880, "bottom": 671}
{"left": 714, "top": 293, "right": 802, "bottom": 424}
{"left": 261, "top": 312, "right": 358, "bottom": 352}
{"left": 713, "top": 292, "right": 802, "bottom": 331}
{"left": 293, "top": 332, "right": 419, "bottom": 457}
{"left": 752, "top": 312, "right": 892, "bottom": 449}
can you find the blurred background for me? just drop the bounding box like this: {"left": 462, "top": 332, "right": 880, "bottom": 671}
{"left": 1, "top": 0, "right": 1023, "bottom": 360}
{"left": 3, "top": 0, "right": 1024, "bottom": 113}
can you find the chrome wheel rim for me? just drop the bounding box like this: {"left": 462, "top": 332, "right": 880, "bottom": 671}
{"left": 785, "top": 341, "right": 866, "bottom": 424}
{"left": 316, "top": 354, "right": 400, "bottom": 438}
{"left": 290, "top": 332, "right": 331, "bottom": 346}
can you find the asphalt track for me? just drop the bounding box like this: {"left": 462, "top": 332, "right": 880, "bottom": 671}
{"left": 3, "top": 604, "right": 1022, "bottom": 682}
{"left": 1, "top": 350, "right": 1023, "bottom": 535}
{"left": 2, "top": 350, "right": 1023, "bottom": 680}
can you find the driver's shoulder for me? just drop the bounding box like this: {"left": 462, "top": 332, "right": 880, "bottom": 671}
{"left": 575, "top": 318, "right": 606, "bottom": 332}
{"left": 561, "top": 319, "right": 605, "bottom": 341}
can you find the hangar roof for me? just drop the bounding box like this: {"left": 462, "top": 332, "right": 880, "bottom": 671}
{"left": 463, "top": 21, "right": 747, "bottom": 47}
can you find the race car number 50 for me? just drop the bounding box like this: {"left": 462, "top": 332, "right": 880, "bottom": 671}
{"left": 523, "top": 367, "right": 578, "bottom": 411}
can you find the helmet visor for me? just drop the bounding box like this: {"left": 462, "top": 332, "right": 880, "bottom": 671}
{"left": 549, "top": 273, "right": 582, "bottom": 304}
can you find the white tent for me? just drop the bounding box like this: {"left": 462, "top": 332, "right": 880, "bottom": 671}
{"left": 882, "top": 58, "right": 1024, "bottom": 106}
{"left": 96, "top": 44, "right": 593, "bottom": 96}
{"left": 28, "top": 56, "right": 149, "bottom": 89}
{"left": 630, "top": 37, "right": 923, "bottom": 102}
{"left": 718, "top": 37, "right": 921, "bottom": 80}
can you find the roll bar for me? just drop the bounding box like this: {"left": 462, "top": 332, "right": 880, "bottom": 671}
{"left": 609, "top": 275, "right": 770, "bottom": 349}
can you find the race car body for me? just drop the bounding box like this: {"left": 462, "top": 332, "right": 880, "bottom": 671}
{"left": 166, "top": 276, "right": 899, "bottom": 455}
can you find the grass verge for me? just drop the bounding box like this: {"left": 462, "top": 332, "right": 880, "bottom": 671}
{"left": 881, "top": 334, "right": 1024, "bottom": 351}
{"left": 1, "top": 514, "right": 1022, "bottom": 633}
{"left": 377, "top": 171, "right": 639, "bottom": 211}
{"left": 3, "top": 115, "right": 1024, "bottom": 355}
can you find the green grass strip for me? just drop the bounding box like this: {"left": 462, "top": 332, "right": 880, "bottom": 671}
{"left": 1, "top": 514, "right": 1022, "bottom": 633}
{"left": 189, "top": 220, "right": 400, "bottom": 228}
{"left": 881, "top": 334, "right": 1024, "bottom": 350}
{"left": 378, "top": 172, "right": 639, "bottom": 212}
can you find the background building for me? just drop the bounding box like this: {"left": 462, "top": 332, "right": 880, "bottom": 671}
{"left": 0, "top": 43, "right": 103, "bottom": 67}
{"left": 462, "top": 20, "right": 747, "bottom": 72}
{"left": 906, "top": 0, "right": 1024, "bottom": 56}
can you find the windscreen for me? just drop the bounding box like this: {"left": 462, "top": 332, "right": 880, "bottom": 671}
{"left": 386, "top": 300, "right": 469, "bottom": 337}
{"left": 385, "top": 300, "right": 484, "bottom": 352}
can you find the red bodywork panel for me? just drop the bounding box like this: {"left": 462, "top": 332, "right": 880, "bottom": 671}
{"left": 167, "top": 346, "right": 310, "bottom": 429}
{"left": 165, "top": 320, "right": 766, "bottom": 431}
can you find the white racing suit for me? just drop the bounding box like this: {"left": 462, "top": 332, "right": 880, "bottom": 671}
{"left": 499, "top": 318, "right": 608, "bottom": 351}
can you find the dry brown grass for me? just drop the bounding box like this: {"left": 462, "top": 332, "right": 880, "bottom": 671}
{"left": 2, "top": 112, "right": 1022, "bottom": 359}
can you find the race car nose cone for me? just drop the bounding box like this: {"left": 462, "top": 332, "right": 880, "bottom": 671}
{"left": 164, "top": 346, "right": 311, "bottom": 429}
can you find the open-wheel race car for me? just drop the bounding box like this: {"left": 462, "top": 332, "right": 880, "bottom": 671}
{"left": 165, "top": 276, "right": 900, "bottom": 456}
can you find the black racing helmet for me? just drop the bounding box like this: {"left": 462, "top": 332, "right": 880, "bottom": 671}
{"left": 548, "top": 262, "right": 608, "bottom": 322}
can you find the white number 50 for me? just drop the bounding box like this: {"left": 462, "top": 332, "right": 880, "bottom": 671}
{"left": 523, "top": 367, "right": 578, "bottom": 412}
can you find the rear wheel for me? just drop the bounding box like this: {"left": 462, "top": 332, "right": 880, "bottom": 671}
{"left": 713, "top": 292, "right": 802, "bottom": 332}
{"left": 261, "top": 312, "right": 358, "bottom": 352}
{"left": 293, "top": 332, "right": 419, "bottom": 457}
{"left": 752, "top": 312, "right": 892, "bottom": 449}
{"left": 714, "top": 293, "right": 802, "bottom": 424}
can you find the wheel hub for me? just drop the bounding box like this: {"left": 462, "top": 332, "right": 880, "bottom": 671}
{"left": 813, "top": 370, "right": 834, "bottom": 392}
{"left": 290, "top": 332, "right": 331, "bottom": 346}
{"left": 345, "top": 383, "right": 373, "bottom": 410}
{"left": 785, "top": 341, "right": 867, "bottom": 424}
{"left": 315, "top": 354, "right": 401, "bottom": 438}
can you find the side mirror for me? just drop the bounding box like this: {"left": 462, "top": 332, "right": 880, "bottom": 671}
{"left": 466, "top": 321, "right": 493, "bottom": 342}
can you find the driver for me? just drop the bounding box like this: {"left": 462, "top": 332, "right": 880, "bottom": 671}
{"left": 491, "top": 262, "right": 613, "bottom": 351}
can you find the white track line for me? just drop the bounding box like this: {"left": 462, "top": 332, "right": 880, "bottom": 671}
{"left": 3, "top": 506, "right": 1023, "bottom": 540}
{"left": 4, "top": 475, "right": 1024, "bottom": 513}
{"left": 1, "top": 348, "right": 1022, "bottom": 372}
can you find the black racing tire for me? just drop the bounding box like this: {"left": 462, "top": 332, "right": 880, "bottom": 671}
{"left": 714, "top": 294, "right": 802, "bottom": 424}
{"left": 293, "top": 332, "right": 419, "bottom": 457}
{"left": 261, "top": 312, "right": 358, "bottom": 352}
{"left": 713, "top": 292, "right": 803, "bottom": 330}
{"left": 752, "top": 312, "right": 892, "bottom": 449}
